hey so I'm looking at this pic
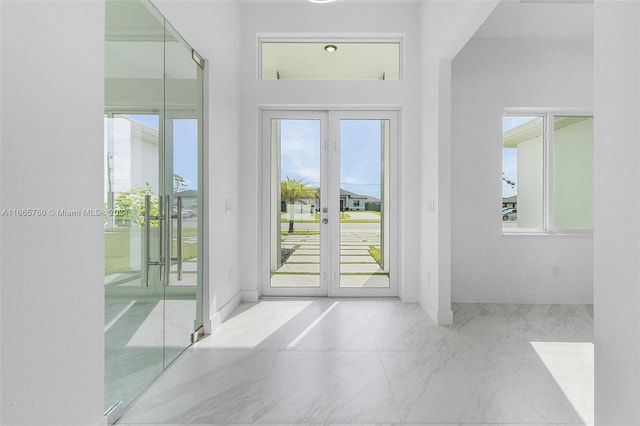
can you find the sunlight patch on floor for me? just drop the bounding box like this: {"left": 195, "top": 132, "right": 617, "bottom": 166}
{"left": 530, "top": 341, "right": 594, "bottom": 424}
{"left": 287, "top": 301, "right": 338, "bottom": 348}
{"left": 197, "top": 300, "right": 314, "bottom": 349}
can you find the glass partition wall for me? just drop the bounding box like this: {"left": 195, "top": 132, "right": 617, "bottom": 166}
{"left": 104, "top": 0, "right": 204, "bottom": 421}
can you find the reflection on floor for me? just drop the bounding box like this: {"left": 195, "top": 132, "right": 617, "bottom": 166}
{"left": 105, "top": 297, "right": 196, "bottom": 414}
{"left": 116, "top": 300, "right": 594, "bottom": 425}
{"left": 272, "top": 230, "right": 389, "bottom": 288}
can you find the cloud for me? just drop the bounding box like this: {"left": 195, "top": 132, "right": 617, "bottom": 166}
{"left": 278, "top": 119, "right": 384, "bottom": 198}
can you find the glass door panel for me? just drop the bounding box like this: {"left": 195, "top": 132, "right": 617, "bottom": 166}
{"left": 104, "top": 112, "right": 164, "bottom": 413}
{"left": 338, "top": 119, "right": 390, "bottom": 288}
{"left": 266, "top": 115, "right": 327, "bottom": 296}
{"left": 163, "top": 21, "right": 203, "bottom": 368}
{"left": 104, "top": 0, "right": 203, "bottom": 421}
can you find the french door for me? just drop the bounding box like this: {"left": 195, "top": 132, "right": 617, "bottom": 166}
{"left": 262, "top": 110, "right": 397, "bottom": 297}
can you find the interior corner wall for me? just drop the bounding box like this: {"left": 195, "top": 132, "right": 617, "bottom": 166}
{"left": 451, "top": 39, "right": 594, "bottom": 304}
{"left": 152, "top": 0, "right": 243, "bottom": 330}
{"left": 418, "top": 56, "right": 442, "bottom": 319}
{"left": 593, "top": 1, "right": 640, "bottom": 423}
{"left": 418, "top": 1, "right": 498, "bottom": 325}
{"left": 0, "top": 1, "right": 105, "bottom": 425}
{"left": 237, "top": 1, "right": 422, "bottom": 302}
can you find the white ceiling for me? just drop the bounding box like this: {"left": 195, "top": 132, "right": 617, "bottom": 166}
{"left": 472, "top": 0, "right": 594, "bottom": 41}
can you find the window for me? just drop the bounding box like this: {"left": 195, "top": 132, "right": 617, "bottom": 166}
{"left": 260, "top": 40, "right": 401, "bottom": 80}
{"left": 502, "top": 113, "right": 593, "bottom": 233}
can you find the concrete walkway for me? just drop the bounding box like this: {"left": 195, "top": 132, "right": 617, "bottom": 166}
{"left": 271, "top": 229, "right": 389, "bottom": 288}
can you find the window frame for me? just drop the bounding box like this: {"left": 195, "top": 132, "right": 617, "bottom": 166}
{"left": 502, "top": 109, "right": 593, "bottom": 236}
{"left": 257, "top": 33, "right": 405, "bottom": 81}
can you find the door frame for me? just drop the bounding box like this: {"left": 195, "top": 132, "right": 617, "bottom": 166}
{"left": 260, "top": 107, "right": 399, "bottom": 297}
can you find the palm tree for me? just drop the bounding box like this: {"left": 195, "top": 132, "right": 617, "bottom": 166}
{"left": 281, "top": 176, "right": 318, "bottom": 233}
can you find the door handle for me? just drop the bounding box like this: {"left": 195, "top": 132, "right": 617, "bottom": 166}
{"left": 145, "top": 194, "right": 152, "bottom": 287}
{"left": 175, "top": 195, "right": 183, "bottom": 281}
{"left": 145, "top": 194, "right": 166, "bottom": 286}
{"left": 322, "top": 218, "right": 328, "bottom": 224}
{"left": 164, "top": 195, "right": 172, "bottom": 286}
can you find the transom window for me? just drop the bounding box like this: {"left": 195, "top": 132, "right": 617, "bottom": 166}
{"left": 260, "top": 39, "right": 401, "bottom": 80}
{"left": 502, "top": 113, "right": 594, "bottom": 233}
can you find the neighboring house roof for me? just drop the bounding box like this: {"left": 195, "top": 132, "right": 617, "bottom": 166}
{"left": 503, "top": 116, "right": 590, "bottom": 147}
{"left": 340, "top": 189, "right": 380, "bottom": 202}
{"left": 300, "top": 187, "right": 380, "bottom": 202}
{"left": 176, "top": 189, "right": 198, "bottom": 198}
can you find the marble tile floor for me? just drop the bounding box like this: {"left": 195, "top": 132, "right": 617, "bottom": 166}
{"left": 116, "top": 299, "right": 593, "bottom": 426}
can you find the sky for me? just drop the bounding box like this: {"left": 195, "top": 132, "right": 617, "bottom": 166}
{"left": 121, "top": 114, "right": 536, "bottom": 200}
{"left": 502, "top": 115, "right": 538, "bottom": 198}
{"left": 125, "top": 114, "right": 198, "bottom": 192}
{"left": 280, "top": 119, "right": 383, "bottom": 200}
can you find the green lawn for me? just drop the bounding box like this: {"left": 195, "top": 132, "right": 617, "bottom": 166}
{"left": 105, "top": 227, "right": 197, "bottom": 276}
{"left": 280, "top": 211, "right": 381, "bottom": 223}
{"left": 280, "top": 230, "right": 320, "bottom": 236}
{"left": 368, "top": 246, "right": 382, "bottom": 267}
{"left": 105, "top": 228, "right": 131, "bottom": 276}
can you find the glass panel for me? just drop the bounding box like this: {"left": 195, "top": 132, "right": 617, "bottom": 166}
{"left": 163, "top": 21, "right": 203, "bottom": 367}
{"left": 261, "top": 42, "right": 400, "bottom": 80}
{"left": 270, "top": 119, "right": 321, "bottom": 288}
{"left": 105, "top": 0, "right": 203, "bottom": 416}
{"left": 104, "top": 111, "right": 164, "bottom": 411}
{"left": 105, "top": 0, "right": 165, "bottom": 413}
{"left": 502, "top": 116, "right": 544, "bottom": 231}
{"left": 339, "top": 120, "right": 389, "bottom": 288}
{"left": 553, "top": 116, "right": 594, "bottom": 229}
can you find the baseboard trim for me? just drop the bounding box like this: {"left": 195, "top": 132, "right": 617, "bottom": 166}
{"left": 438, "top": 306, "right": 454, "bottom": 325}
{"left": 421, "top": 300, "right": 453, "bottom": 326}
{"left": 451, "top": 292, "right": 594, "bottom": 305}
{"left": 206, "top": 291, "right": 242, "bottom": 334}
{"left": 241, "top": 289, "right": 260, "bottom": 303}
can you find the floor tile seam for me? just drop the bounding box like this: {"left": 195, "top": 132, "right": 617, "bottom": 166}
{"left": 248, "top": 346, "right": 287, "bottom": 424}
{"left": 363, "top": 305, "right": 384, "bottom": 353}
{"left": 192, "top": 347, "right": 282, "bottom": 352}
{"left": 361, "top": 304, "right": 405, "bottom": 422}
{"left": 522, "top": 350, "right": 594, "bottom": 355}
{"left": 275, "top": 348, "right": 382, "bottom": 353}
{"left": 371, "top": 348, "right": 592, "bottom": 355}
{"left": 373, "top": 350, "right": 404, "bottom": 424}
{"left": 116, "top": 423, "right": 594, "bottom": 426}
{"left": 500, "top": 380, "right": 553, "bottom": 425}
{"left": 476, "top": 349, "right": 594, "bottom": 355}
{"left": 276, "top": 316, "right": 294, "bottom": 350}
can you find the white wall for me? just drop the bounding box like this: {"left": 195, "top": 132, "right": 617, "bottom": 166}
{"left": 238, "top": 1, "right": 422, "bottom": 302}
{"left": 419, "top": 0, "right": 499, "bottom": 324}
{"left": 0, "top": 1, "right": 105, "bottom": 425}
{"left": 451, "top": 39, "right": 594, "bottom": 304}
{"left": 152, "top": 0, "right": 243, "bottom": 331}
{"left": 593, "top": 1, "right": 640, "bottom": 423}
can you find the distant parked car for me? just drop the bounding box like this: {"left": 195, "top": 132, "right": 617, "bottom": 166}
{"left": 172, "top": 207, "right": 196, "bottom": 218}
{"left": 502, "top": 208, "right": 517, "bottom": 221}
